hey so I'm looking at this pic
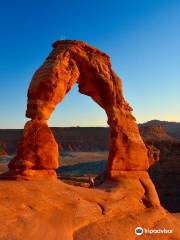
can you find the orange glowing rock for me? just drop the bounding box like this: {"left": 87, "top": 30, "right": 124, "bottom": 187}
{"left": 8, "top": 40, "right": 149, "bottom": 178}
{"left": 8, "top": 119, "right": 59, "bottom": 179}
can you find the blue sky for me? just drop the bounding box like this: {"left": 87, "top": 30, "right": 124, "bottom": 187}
{"left": 0, "top": 0, "right": 179, "bottom": 128}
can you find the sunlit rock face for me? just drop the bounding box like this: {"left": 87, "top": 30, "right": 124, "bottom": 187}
{"left": 8, "top": 120, "right": 59, "bottom": 169}
{"left": 8, "top": 40, "right": 149, "bottom": 178}
{"left": 7, "top": 119, "right": 59, "bottom": 179}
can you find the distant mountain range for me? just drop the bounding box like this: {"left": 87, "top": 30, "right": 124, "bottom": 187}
{"left": 0, "top": 120, "right": 180, "bottom": 155}
{"left": 0, "top": 127, "right": 109, "bottom": 154}
{"left": 139, "top": 120, "right": 180, "bottom": 141}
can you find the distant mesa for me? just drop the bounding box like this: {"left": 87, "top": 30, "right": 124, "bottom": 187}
{"left": 140, "top": 124, "right": 175, "bottom": 142}
{"left": 140, "top": 120, "right": 180, "bottom": 140}
{"left": 0, "top": 121, "right": 180, "bottom": 154}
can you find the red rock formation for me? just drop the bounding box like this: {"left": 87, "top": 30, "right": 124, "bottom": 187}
{"left": 146, "top": 144, "right": 160, "bottom": 167}
{"left": 140, "top": 125, "right": 175, "bottom": 142}
{"left": 6, "top": 120, "right": 59, "bottom": 179}
{"left": 8, "top": 120, "right": 59, "bottom": 169}
{"left": 0, "top": 147, "right": 7, "bottom": 157}
{"left": 8, "top": 40, "right": 149, "bottom": 178}
{"left": 0, "top": 179, "right": 178, "bottom": 240}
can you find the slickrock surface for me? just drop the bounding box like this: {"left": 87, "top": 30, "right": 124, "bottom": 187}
{"left": 0, "top": 177, "right": 179, "bottom": 240}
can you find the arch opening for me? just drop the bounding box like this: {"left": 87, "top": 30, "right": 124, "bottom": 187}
{"left": 49, "top": 83, "right": 108, "bottom": 128}
{"left": 49, "top": 83, "right": 109, "bottom": 181}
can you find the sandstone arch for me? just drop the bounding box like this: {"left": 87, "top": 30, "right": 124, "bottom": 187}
{"left": 8, "top": 40, "right": 149, "bottom": 179}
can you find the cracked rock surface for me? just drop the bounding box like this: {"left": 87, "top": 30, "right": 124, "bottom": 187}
{"left": 0, "top": 176, "right": 179, "bottom": 240}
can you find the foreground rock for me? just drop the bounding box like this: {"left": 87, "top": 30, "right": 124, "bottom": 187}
{"left": 0, "top": 177, "right": 179, "bottom": 240}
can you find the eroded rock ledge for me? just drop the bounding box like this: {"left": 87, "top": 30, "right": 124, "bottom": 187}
{"left": 0, "top": 178, "right": 179, "bottom": 240}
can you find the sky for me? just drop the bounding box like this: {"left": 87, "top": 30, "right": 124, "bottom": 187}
{"left": 0, "top": 0, "right": 180, "bottom": 128}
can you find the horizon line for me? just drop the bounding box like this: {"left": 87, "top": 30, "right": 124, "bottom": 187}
{"left": 0, "top": 119, "right": 180, "bottom": 130}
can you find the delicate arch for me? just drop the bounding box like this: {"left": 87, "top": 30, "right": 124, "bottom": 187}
{"left": 8, "top": 40, "right": 149, "bottom": 179}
